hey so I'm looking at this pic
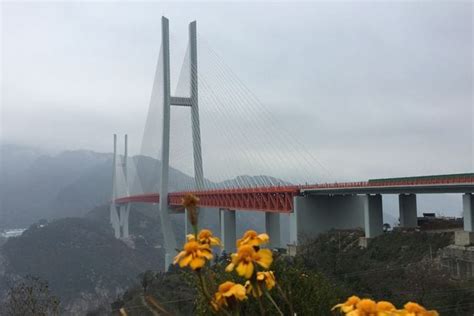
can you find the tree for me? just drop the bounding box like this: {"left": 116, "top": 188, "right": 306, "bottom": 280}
{"left": 3, "top": 275, "right": 60, "bottom": 316}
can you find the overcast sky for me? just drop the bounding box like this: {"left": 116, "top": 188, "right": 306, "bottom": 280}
{"left": 1, "top": 1, "right": 473, "bottom": 183}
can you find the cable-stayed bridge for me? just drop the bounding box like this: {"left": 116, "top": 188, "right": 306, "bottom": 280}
{"left": 110, "top": 17, "right": 474, "bottom": 270}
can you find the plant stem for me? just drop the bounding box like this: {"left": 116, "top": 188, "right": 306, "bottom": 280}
{"left": 197, "top": 271, "right": 212, "bottom": 303}
{"left": 264, "top": 291, "right": 284, "bottom": 316}
{"left": 276, "top": 283, "right": 294, "bottom": 316}
{"left": 252, "top": 280, "right": 266, "bottom": 316}
{"left": 197, "top": 271, "right": 231, "bottom": 316}
{"left": 193, "top": 224, "right": 198, "bottom": 239}
{"left": 257, "top": 295, "right": 266, "bottom": 316}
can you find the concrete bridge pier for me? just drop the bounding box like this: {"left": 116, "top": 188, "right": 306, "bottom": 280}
{"left": 399, "top": 194, "right": 418, "bottom": 227}
{"left": 455, "top": 193, "right": 474, "bottom": 246}
{"left": 290, "top": 195, "right": 327, "bottom": 245}
{"left": 110, "top": 204, "right": 121, "bottom": 239}
{"left": 119, "top": 204, "right": 130, "bottom": 238}
{"left": 463, "top": 193, "right": 474, "bottom": 232}
{"left": 358, "top": 194, "right": 383, "bottom": 248}
{"left": 290, "top": 194, "right": 366, "bottom": 245}
{"left": 363, "top": 194, "right": 383, "bottom": 238}
{"left": 444, "top": 193, "right": 474, "bottom": 279}
{"left": 265, "top": 213, "right": 281, "bottom": 248}
{"left": 220, "top": 209, "right": 236, "bottom": 253}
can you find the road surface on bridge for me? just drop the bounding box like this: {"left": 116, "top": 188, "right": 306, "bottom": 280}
{"left": 115, "top": 173, "right": 474, "bottom": 213}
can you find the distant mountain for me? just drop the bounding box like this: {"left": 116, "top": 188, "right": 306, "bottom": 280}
{"left": 0, "top": 217, "right": 165, "bottom": 314}
{"left": 0, "top": 144, "right": 289, "bottom": 229}
{"left": 3, "top": 143, "right": 447, "bottom": 233}
{"left": 0, "top": 144, "right": 44, "bottom": 177}
{"left": 0, "top": 198, "right": 268, "bottom": 314}
{"left": 216, "top": 174, "right": 292, "bottom": 188}
{"left": 0, "top": 145, "right": 111, "bottom": 228}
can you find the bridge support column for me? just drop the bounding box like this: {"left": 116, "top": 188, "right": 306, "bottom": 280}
{"left": 159, "top": 17, "right": 177, "bottom": 272}
{"left": 119, "top": 204, "right": 130, "bottom": 238}
{"left": 463, "top": 193, "right": 474, "bottom": 232}
{"left": 363, "top": 194, "right": 383, "bottom": 238}
{"left": 110, "top": 205, "right": 121, "bottom": 239}
{"left": 220, "top": 209, "right": 236, "bottom": 254}
{"left": 290, "top": 196, "right": 328, "bottom": 245}
{"left": 290, "top": 195, "right": 365, "bottom": 246}
{"left": 455, "top": 194, "right": 474, "bottom": 246}
{"left": 265, "top": 213, "right": 281, "bottom": 249}
{"left": 399, "top": 194, "right": 417, "bottom": 227}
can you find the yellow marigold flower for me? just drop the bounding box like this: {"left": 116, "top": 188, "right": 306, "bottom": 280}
{"left": 244, "top": 280, "right": 260, "bottom": 297}
{"left": 236, "top": 230, "right": 269, "bottom": 248}
{"left": 332, "top": 296, "right": 361, "bottom": 313}
{"left": 245, "top": 271, "right": 276, "bottom": 297}
{"left": 257, "top": 271, "right": 276, "bottom": 290}
{"left": 212, "top": 281, "right": 247, "bottom": 311}
{"left": 377, "top": 301, "right": 396, "bottom": 312}
{"left": 186, "top": 229, "right": 221, "bottom": 247}
{"left": 333, "top": 298, "right": 438, "bottom": 316}
{"left": 225, "top": 245, "right": 273, "bottom": 279}
{"left": 401, "top": 302, "right": 439, "bottom": 316}
{"left": 173, "top": 240, "right": 213, "bottom": 270}
{"left": 376, "top": 301, "right": 397, "bottom": 315}
{"left": 346, "top": 299, "right": 377, "bottom": 316}
{"left": 198, "top": 229, "right": 221, "bottom": 246}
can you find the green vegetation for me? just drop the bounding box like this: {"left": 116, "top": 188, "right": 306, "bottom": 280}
{"left": 0, "top": 217, "right": 165, "bottom": 312}
{"left": 298, "top": 230, "right": 474, "bottom": 315}
{"left": 114, "top": 230, "right": 474, "bottom": 315}
{"left": 2, "top": 204, "right": 473, "bottom": 314}
{"left": 115, "top": 254, "right": 342, "bottom": 315}
{"left": 2, "top": 275, "right": 60, "bottom": 315}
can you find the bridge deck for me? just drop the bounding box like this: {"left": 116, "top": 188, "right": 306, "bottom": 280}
{"left": 114, "top": 173, "right": 474, "bottom": 212}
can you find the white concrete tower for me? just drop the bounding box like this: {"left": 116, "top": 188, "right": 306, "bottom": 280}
{"left": 158, "top": 17, "right": 207, "bottom": 270}
{"left": 110, "top": 134, "right": 121, "bottom": 238}
{"left": 120, "top": 134, "right": 130, "bottom": 238}
{"left": 159, "top": 17, "right": 178, "bottom": 270}
{"left": 189, "top": 21, "right": 204, "bottom": 191}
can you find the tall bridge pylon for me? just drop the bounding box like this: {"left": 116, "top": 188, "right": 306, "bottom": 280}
{"left": 109, "top": 16, "right": 474, "bottom": 271}
{"left": 160, "top": 17, "right": 204, "bottom": 268}
{"left": 111, "top": 17, "right": 204, "bottom": 270}
{"left": 110, "top": 134, "right": 130, "bottom": 239}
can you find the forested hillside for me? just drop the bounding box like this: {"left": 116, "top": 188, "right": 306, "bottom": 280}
{"left": 114, "top": 230, "right": 474, "bottom": 316}
{"left": 0, "top": 216, "right": 166, "bottom": 314}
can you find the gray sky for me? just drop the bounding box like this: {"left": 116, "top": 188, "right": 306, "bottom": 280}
{"left": 1, "top": 1, "right": 473, "bottom": 183}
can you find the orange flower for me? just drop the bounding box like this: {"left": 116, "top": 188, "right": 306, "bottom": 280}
{"left": 332, "top": 298, "right": 438, "bottom": 316}
{"left": 186, "top": 229, "right": 221, "bottom": 247}
{"left": 198, "top": 229, "right": 221, "bottom": 246}
{"left": 236, "top": 230, "right": 269, "bottom": 248}
{"left": 347, "top": 299, "right": 377, "bottom": 316}
{"left": 401, "top": 302, "right": 439, "bottom": 316}
{"left": 377, "top": 301, "right": 397, "bottom": 315}
{"left": 257, "top": 271, "right": 276, "bottom": 289}
{"left": 211, "top": 281, "right": 247, "bottom": 311}
{"left": 245, "top": 271, "right": 276, "bottom": 297}
{"left": 332, "top": 296, "right": 361, "bottom": 313}
{"left": 173, "top": 240, "right": 213, "bottom": 270}
{"left": 225, "top": 245, "right": 273, "bottom": 279}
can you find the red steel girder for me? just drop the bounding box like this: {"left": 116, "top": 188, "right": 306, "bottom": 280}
{"left": 168, "top": 186, "right": 300, "bottom": 213}
{"left": 113, "top": 176, "right": 474, "bottom": 211}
